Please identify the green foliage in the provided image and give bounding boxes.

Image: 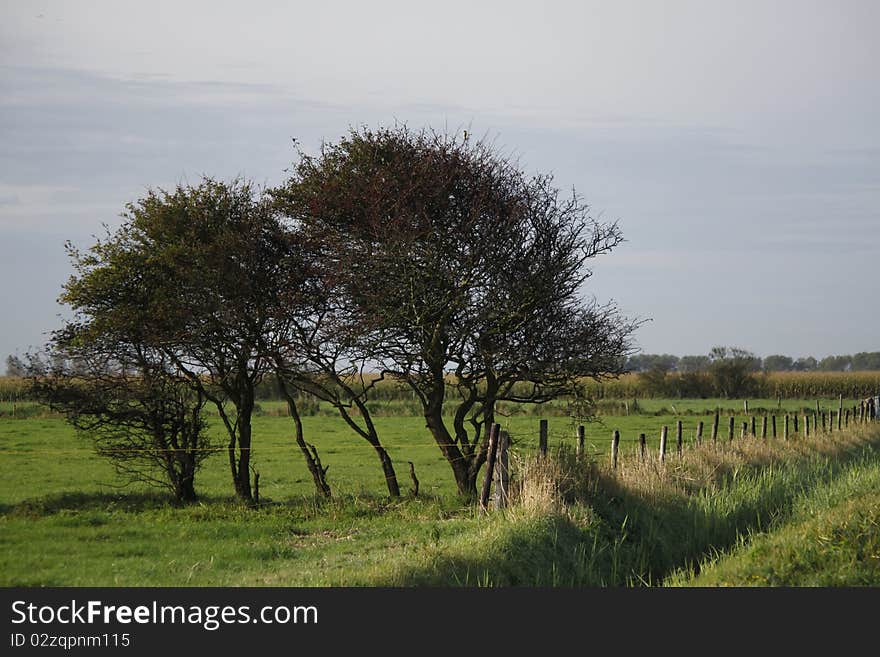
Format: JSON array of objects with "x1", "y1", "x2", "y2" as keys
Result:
[
  {"x1": 274, "y1": 125, "x2": 638, "y2": 497},
  {"x1": 708, "y1": 346, "x2": 761, "y2": 398}
]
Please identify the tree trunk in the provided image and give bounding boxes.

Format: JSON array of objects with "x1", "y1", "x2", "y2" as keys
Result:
[
  {"x1": 371, "y1": 442, "x2": 401, "y2": 497},
  {"x1": 170, "y1": 456, "x2": 198, "y2": 503},
  {"x1": 280, "y1": 385, "x2": 331, "y2": 498},
  {"x1": 176, "y1": 474, "x2": 198, "y2": 503},
  {"x1": 235, "y1": 404, "x2": 254, "y2": 502},
  {"x1": 425, "y1": 409, "x2": 476, "y2": 499}
]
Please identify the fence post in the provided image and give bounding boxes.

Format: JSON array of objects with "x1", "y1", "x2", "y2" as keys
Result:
[
  {"x1": 761, "y1": 416, "x2": 768, "y2": 439},
  {"x1": 539, "y1": 419, "x2": 548, "y2": 458},
  {"x1": 639, "y1": 433, "x2": 647, "y2": 461},
  {"x1": 784, "y1": 415, "x2": 789, "y2": 440},
  {"x1": 793, "y1": 414, "x2": 799, "y2": 434},
  {"x1": 696, "y1": 420, "x2": 704, "y2": 446},
  {"x1": 611, "y1": 430, "x2": 620, "y2": 470},
  {"x1": 712, "y1": 411, "x2": 719, "y2": 444},
  {"x1": 741, "y1": 421, "x2": 747, "y2": 440},
  {"x1": 804, "y1": 415, "x2": 810, "y2": 438},
  {"x1": 829, "y1": 411, "x2": 834, "y2": 434},
  {"x1": 493, "y1": 430, "x2": 510, "y2": 510},
  {"x1": 838, "y1": 395, "x2": 843, "y2": 430},
  {"x1": 845, "y1": 409, "x2": 850, "y2": 428},
  {"x1": 771, "y1": 415, "x2": 776, "y2": 438},
  {"x1": 728, "y1": 415, "x2": 735, "y2": 442},
  {"x1": 821, "y1": 412, "x2": 827, "y2": 433},
  {"x1": 676, "y1": 420, "x2": 683, "y2": 456},
  {"x1": 750, "y1": 416, "x2": 756, "y2": 437},
  {"x1": 744, "y1": 400, "x2": 749, "y2": 414},
  {"x1": 659, "y1": 426, "x2": 667, "y2": 464},
  {"x1": 576, "y1": 424, "x2": 585, "y2": 458},
  {"x1": 479, "y1": 423, "x2": 501, "y2": 511}
]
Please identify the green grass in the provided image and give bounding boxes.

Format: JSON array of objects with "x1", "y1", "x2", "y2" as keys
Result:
[
  {"x1": 668, "y1": 460, "x2": 880, "y2": 586},
  {"x1": 2, "y1": 400, "x2": 879, "y2": 586},
  {"x1": 1, "y1": 397, "x2": 864, "y2": 502}
]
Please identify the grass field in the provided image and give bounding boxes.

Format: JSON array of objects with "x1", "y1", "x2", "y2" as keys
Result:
[
  {"x1": 0, "y1": 396, "x2": 868, "y2": 501},
  {"x1": 1, "y1": 398, "x2": 878, "y2": 586}
]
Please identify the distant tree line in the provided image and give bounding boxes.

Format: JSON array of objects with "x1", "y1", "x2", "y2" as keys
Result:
[{"x1": 625, "y1": 351, "x2": 880, "y2": 373}]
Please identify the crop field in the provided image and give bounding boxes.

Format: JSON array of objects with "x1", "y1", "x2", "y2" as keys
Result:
[{"x1": 2, "y1": 393, "x2": 879, "y2": 587}]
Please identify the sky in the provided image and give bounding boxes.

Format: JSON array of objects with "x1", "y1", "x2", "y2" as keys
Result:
[{"x1": 1, "y1": 0, "x2": 878, "y2": 362}]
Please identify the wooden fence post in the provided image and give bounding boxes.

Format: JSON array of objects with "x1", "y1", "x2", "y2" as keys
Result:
[
  {"x1": 761, "y1": 415, "x2": 768, "y2": 439},
  {"x1": 783, "y1": 415, "x2": 789, "y2": 440},
  {"x1": 696, "y1": 420, "x2": 704, "y2": 446},
  {"x1": 539, "y1": 419, "x2": 548, "y2": 457},
  {"x1": 676, "y1": 420, "x2": 683, "y2": 456},
  {"x1": 771, "y1": 415, "x2": 776, "y2": 438},
  {"x1": 479, "y1": 423, "x2": 501, "y2": 511},
  {"x1": 741, "y1": 421, "x2": 747, "y2": 440},
  {"x1": 829, "y1": 411, "x2": 834, "y2": 434},
  {"x1": 744, "y1": 400, "x2": 749, "y2": 414},
  {"x1": 750, "y1": 416, "x2": 756, "y2": 437},
  {"x1": 712, "y1": 412, "x2": 719, "y2": 444},
  {"x1": 804, "y1": 415, "x2": 810, "y2": 438},
  {"x1": 838, "y1": 395, "x2": 843, "y2": 430},
  {"x1": 493, "y1": 430, "x2": 510, "y2": 510},
  {"x1": 659, "y1": 426, "x2": 667, "y2": 464},
  {"x1": 728, "y1": 415, "x2": 735, "y2": 442},
  {"x1": 845, "y1": 409, "x2": 850, "y2": 428},
  {"x1": 611, "y1": 430, "x2": 620, "y2": 470},
  {"x1": 639, "y1": 433, "x2": 647, "y2": 461},
  {"x1": 821, "y1": 412, "x2": 827, "y2": 433},
  {"x1": 576, "y1": 424, "x2": 585, "y2": 457}
]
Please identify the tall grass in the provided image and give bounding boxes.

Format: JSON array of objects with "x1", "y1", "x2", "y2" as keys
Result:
[{"x1": 374, "y1": 425, "x2": 880, "y2": 586}]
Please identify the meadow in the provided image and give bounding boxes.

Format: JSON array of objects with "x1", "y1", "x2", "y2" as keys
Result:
[{"x1": 1, "y1": 388, "x2": 879, "y2": 586}]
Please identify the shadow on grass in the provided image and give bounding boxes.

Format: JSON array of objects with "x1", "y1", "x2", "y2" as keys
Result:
[
  {"x1": 1, "y1": 488, "x2": 456, "y2": 521},
  {"x1": 1, "y1": 491, "x2": 227, "y2": 517}
]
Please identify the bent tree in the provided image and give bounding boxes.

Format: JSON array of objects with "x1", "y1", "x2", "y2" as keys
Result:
[
  {"x1": 274, "y1": 126, "x2": 638, "y2": 498},
  {"x1": 60, "y1": 179, "x2": 289, "y2": 502},
  {"x1": 30, "y1": 332, "x2": 213, "y2": 503}
]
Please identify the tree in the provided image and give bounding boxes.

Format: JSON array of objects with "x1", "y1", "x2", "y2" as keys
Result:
[
  {"x1": 852, "y1": 352, "x2": 880, "y2": 371},
  {"x1": 625, "y1": 354, "x2": 679, "y2": 372},
  {"x1": 762, "y1": 354, "x2": 793, "y2": 372},
  {"x1": 792, "y1": 356, "x2": 818, "y2": 371},
  {"x1": 5, "y1": 354, "x2": 25, "y2": 377},
  {"x1": 274, "y1": 125, "x2": 637, "y2": 498},
  {"x1": 60, "y1": 179, "x2": 290, "y2": 503},
  {"x1": 708, "y1": 346, "x2": 761, "y2": 398},
  {"x1": 678, "y1": 355, "x2": 710, "y2": 373},
  {"x1": 30, "y1": 335, "x2": 213, "y2": 503}
]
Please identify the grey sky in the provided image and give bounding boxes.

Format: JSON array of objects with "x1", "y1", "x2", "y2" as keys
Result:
[{"x1": 1, "y1": 0, "x2": 878, "y2": 362}]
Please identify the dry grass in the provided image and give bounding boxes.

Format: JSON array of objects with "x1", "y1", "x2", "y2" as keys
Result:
[{"x1": 510, "y1": 425, "x2": 878, "y2": 513}]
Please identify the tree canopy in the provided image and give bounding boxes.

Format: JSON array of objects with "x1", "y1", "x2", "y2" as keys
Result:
[{"x1": 274, "y1": 126, "x2": 638, "y2": 497}]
